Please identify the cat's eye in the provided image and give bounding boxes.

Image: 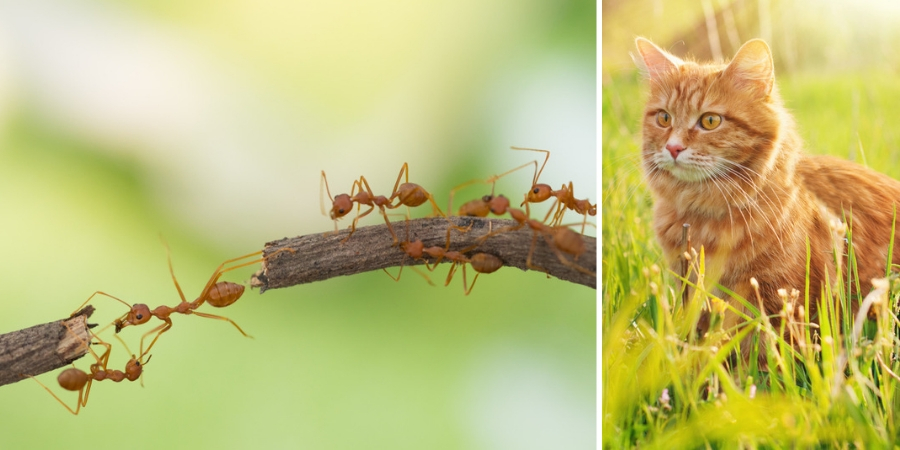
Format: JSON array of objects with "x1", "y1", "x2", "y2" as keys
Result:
[
  {"x1": 656, "y1": 111, "x2": 671, "y2": 127},
  {"x1": 699, "y1": 112, "x2": 722, "y2": 130}
]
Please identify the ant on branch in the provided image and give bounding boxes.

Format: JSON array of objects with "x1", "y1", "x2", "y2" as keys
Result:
[
  {"x1": 321, "y1": 172, "x2": 395, "y2": 242},
  {"x1": 464, "y1": 195, "x2": 593, "y2": 277},
  {"x1": 393, "y1": 224, "x2": 503, "y2": 295},
  {"x1": 447, "y1": 160, "x2": 537, "y2": 217},
  {"x1": 321, "y1": 163, "x2": 449, "y2": 244},
  {"x1": 75, "y1": 246, "x2": 291, "y2": 357},
  {"x1": 512, "y1": 146, "x2": 597, "y2": 233},
  {"x1": 28, "y1": 326, "x2": 148, "y2": 415}
]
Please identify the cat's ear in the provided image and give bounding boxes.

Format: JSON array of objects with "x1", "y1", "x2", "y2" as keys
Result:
[
  {"x1": 723, "y1": 39, "x2": 774, "y2": 99},
  {"x1": 634, "y1": 37, "x2": 683, "y2": 81}
]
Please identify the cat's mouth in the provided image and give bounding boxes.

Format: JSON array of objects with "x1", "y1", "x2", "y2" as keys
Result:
[
  {"x1": 666, "y1": 165, "x2": 710, "y2": 182},
  {"x1": 654, "y1": 151, "x2": 711, "y2": 182}
]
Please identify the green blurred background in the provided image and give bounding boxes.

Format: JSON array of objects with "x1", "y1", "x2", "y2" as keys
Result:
[{"x1": 0, "y1": 1, "x2": 595, "y2": 449}]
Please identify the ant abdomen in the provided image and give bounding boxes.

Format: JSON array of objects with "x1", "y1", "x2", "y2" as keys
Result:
[
  {"x1": 470, "y1": 253, "x2": 503, "y2": 274},
  {"x1": 392, "y1": 183, "x2": 429, "y2": 208},
  {"x1": 57, "y1": 369, "x2": 89, "y2": 392},
  {"x1": 205, "y1": 282, "x2": 245, "y2": 308}
]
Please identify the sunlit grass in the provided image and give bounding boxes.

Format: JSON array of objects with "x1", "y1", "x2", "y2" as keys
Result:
[{"x1": 602, "y1": 71, "x2": 900, "y2": 448}]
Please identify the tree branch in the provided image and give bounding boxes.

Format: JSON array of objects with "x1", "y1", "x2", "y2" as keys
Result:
[
  {"x1": 0, "y1": 218, "x2": 594, "y2": 389},
  {"x1": 0, "y1": 306, "x2": 95, "y2": 387},
  {"x1": 252, "y1": 216, "x2": 596, "y2": 291}
]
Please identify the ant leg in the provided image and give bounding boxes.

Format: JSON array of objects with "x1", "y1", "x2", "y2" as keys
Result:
[
  {"x1": 463, "y1": 268, "x2": 483, "y2": 296},
  {"x1": 383, "y1": 265, "x2": 404, "y2": 282},
  {"x1": 161, "y1": 239, "x2": 189, "y2": 304},
  {"x1": 359, "y1": 176, "x2": 400, "y2": 242},
  {"x1": 194, "y1": 250, "x2": 273, "y2": 306},
  {"x1": 541, "y1": 197, "x2": 562, "y2": 225},
  {"x1": 320, "y1": 171, "x2": 333, "y2": 218},
  {"x1": 344, "y1": 204, "x2": 376, "y2": 243},
  {"x1": 443, "y1": 261, "x2": 462, "y2": 287},
  {"x1": 485, "y1": 160, "x2": 538, "y2": 195},
  {"x1": 383, "y1": 263, "x2": 435, "y2": 286},
  {"x1": 410, "y1": 266, "x2": 436, "y2": 286},
  {"x1": 140, "y1": 321, "x2": 172, "y2": 359},
  {"x1": 28, "y1": 375, "x2": 83, "y2": 415},
  {"x1": 525, "y1": 231, "x2": 550, "y2": 275},
  {"x1": 192, "y1": 311, "x2": 252, "y2": 338},
  {"x1": 391, "y1": 162, "x2": 410, "y2": 195},
  {"x1": 510, "y1": 146, "x2": 551, "y2": 187},
  {"x1": 379, "y1": 207, "x2": 400, "y2": 244},
  {"x1": 425, "y1": 193, "x2": 447, "y2": 218},
  {"x1": 70, "y1": 291, "x2": 132, "y2": 317},
  {"x1": 447, "y1": 178, "x2": 484, "y2": 215}
]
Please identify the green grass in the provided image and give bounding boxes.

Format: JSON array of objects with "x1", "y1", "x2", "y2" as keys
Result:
[{"x1": 602, "y1": 70, "x2": 900, "y2": 448}]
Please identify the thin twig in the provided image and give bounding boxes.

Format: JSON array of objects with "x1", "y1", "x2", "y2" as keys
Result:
[
  {"x1": 0, "y1": 306, "x2": 95, "y2": 387},
  {"x1": 253, "y1": 216, "x2": 596, "y2": 291},
  {"x1": 0, "y1": 218, "x2": 594, "y2": 389}
]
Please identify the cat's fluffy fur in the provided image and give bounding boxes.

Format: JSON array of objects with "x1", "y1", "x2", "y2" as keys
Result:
[{"x1": 635, "y1": 37, "x2": 900, "y2": 342}]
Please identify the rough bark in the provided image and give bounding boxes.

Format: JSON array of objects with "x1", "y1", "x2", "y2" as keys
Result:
[
  {"x1": 253, "y1": 216, "x2": 596, "y2": 291},
  {"x1": 0, "y1": 306, "x2": 94, "y2": 387}
]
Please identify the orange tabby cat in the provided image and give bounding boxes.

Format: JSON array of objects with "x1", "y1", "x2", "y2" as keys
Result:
[{"x1": 635, "y1": 37, "x2": 900, "y2": 349}]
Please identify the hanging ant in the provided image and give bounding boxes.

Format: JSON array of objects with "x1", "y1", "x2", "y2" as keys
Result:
[
  {"x1": 512, "y1": 146, "x2": 597, "y2": 233},
  {"x1": 393, "y1": 223, "x2": 502, "y2": 294},
  {"x1": 465, "y1": 196, "x2": 593, "y2": 277},
  {"x1": 28, "y1": 327, "x2": 148, "y2": 415},
  {"x1": 442, "y1": 251, "x2": 503, "y2": 295}
]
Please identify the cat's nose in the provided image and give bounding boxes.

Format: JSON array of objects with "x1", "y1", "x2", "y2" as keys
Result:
[{"x1": 666, "y1": 143, "x2": 686, "y2": 159}]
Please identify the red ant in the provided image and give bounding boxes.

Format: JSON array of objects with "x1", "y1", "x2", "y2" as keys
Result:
[
  {"x1": 442, "y1": 251, "x2": 503, "y2": 295},
  {"x1": 76, "y1": 247, "x2": 287, "y2": 358},
  {"x1": 447, "y1": 160, "x2": 537, "y2": 217},
  {"x1": 512, "y1": 146, "x2": 596, "y2": 233},
  {"x1": 321, "y1": 163, "x2": 448, "y2": 244},
  {"x1": 321, "y1": 171, "x2": 396, "y2": 242},
  {"x1": 467, "y1": 195, "x2": 593, "y2": 276},
  {"x1": 28, "y1": 327, "x2": 148, "y2": 415},
  {"x1": 394, "y1": 224, "x2": 503, "y2": 295}
]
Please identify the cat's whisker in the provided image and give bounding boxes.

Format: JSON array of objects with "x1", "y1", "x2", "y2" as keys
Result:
[{"x1": 712, "y1": 159, "x2": 791, "y2": 250}]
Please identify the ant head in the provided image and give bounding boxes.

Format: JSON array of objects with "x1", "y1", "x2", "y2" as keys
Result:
[
  {"x1": 480, "y1": 195, "x2": 494, "y2": 202},
  {"x1": 57, "y1": 368, "x2": 89, "y2": 391},
  {"x1": 117, "y1": 304, "x2": 152, "y2": 331},
  {"x1": 402, "y1": 240, "x2": 424, "y2": 258},
  {"x1": 489, "y1": 195, "x2": 510, "y2": 216},
  {"x1": 524, "y1": 184, "x2": 552, "y2": 204},
  {"x1": 124, "y1": 355, "x2": 146, "y2": 381},
  {"x1": 330, "y1": 194, "x2": 353, "y2": 220}
]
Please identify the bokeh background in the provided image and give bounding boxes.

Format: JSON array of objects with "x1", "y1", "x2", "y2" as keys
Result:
[{"x1": 0, "y1": 1, "x2": 596, "y2": 449}]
